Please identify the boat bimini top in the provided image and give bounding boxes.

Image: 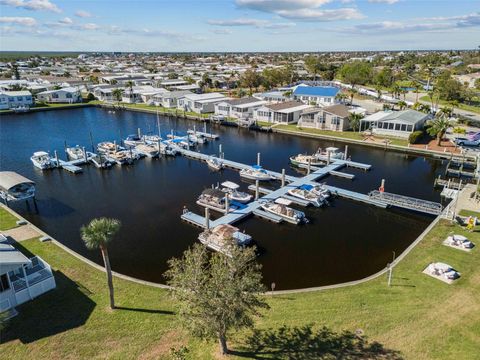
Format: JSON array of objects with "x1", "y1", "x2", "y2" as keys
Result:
[{"x1": 221, "y1": 181, "x2": 240, "y2": 190}]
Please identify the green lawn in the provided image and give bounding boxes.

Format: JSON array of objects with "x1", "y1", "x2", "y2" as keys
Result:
[
  {"x1": 0, "y1": 207, "x2": 18, "y2": 231},
  {"x1": 419, "y1": 96, "x2": 480, "y2": 114},
  {"x1": 275, "y1": 124, "x2": 409, "y2": 147},
  {"x1": 1, "y1": 212, "x2": 479, "y2": 359}
]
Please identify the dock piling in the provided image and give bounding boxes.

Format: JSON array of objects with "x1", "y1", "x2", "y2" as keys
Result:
[
  {"x1": 219, "y1": 144, "x2": 222, "y2": 158},
  {"x1": 54, "y1": 150, "x2": 59, "y2": 168},
  {"x1": 204, "y1": 122, "x2": 207, "y2": 135},
  {"x1": 327, "y1": 150, "x2": 331, "y2": 165},
  {"x1": 281, "y1": 169, "x2": 286, "y2": 187},
  {"x1": 344, "y1": 145, "x2": 348, "y2": 160},
  {"x1": 255, "y1": 180, "x2": 259, "y2": 200},
  {"x1": 137, "y1": 127, "x2": 141, "y2": 139},
  {"x1": 257, "y1": 152, "x2": 261, "y2": 166},
  {"x1": 89, "y1": 131, "x2": 95, "y2": 152},
  {"x1": 83, "y1": 147, "x2": 87, "y2": 162},
  {"x1": 205, "y1": 207, "x2": 210, "y2": 230},
  {"x1": 307, "y1": 158, "x2": 311, "y2": 175}
]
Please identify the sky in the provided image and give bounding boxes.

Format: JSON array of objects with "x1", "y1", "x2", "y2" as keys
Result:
[{"x1": 0, "y1": 0, "x2": 479, "y2": 52}]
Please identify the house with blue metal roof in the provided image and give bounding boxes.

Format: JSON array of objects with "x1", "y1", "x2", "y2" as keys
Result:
[{"x1": 293, "y1": 86, "x2": 340, "y2": 107}]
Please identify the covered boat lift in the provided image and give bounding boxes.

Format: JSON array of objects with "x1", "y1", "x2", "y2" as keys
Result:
[{"x1": 0, "y1": 171, "x2": 37, "y2": 210}]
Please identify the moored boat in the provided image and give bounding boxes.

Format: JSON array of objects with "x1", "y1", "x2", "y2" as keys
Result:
[
  {"x1": 287, "y1": 184, "x2": 326, "y2": 207},
  {"x1": 206, "y1": 156, "x2": 223, "y2": 171},
  {"x1": 66, "y1": 145, "x2": 85, "y2": 160},
  {"x1": 135, "y1": 143, "x2": 159, "y2": 158},
  {"x1": 124, "y1": 134, "x2": 143, "y2": 147},
  {"x1": 239, "y1": 165, "x2": 273, "y2": 181},
  {"x1": 260, "y1": 198, "x2": 307, "y2": 224},
  {"x1": 30, "y1": 151, "x2": 54, "y2": 170},
  {"x1": 220, "y1": 181, "x2": 252, "y2": 203},
  {"x1": 198, "y1": 224, "x2": 252, "y2": 256},
  {"x1": 290, "y1": 147, "x2": 345, "y2": 167},
  {"x1": 196, "y1": 188, "x2": 237, "y2": 213}
]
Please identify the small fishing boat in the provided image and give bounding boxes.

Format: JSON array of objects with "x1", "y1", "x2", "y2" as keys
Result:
[
  {"x1": 290, "y1": 147, "x2": 345, "y2": 167},
  {"x1": 287, "y1": 184, "x2": 326, "y2": 207},
  {"x1": 124, "y1": 134, "x2": 143, "y2": 147},
  {"x1": 260, "y1": 198, "x2": 307, "y2": 224},
  {"x1": 188, "y1": 134, "x2": 206, "y2": 144},
  {"x1": 97, "y1": 141, "x2": 121, "y2": 154},
  {"x1": 196, "y1": 188, "x2": 237, "y2": 213},
  {"x1": 310, "y1": 183, "x2": 331, "y2": 199},
  {"x1": 143, "y1": 134, "x2": 162, "y2": 144},
  {"x1": 135, "y1": 143, "x2": 159, "y2": 158},
  {"x1": 30, "y1": 151, "x2": 54, "y2": 170},
  {"x1": 198, "y1": 224, "x2": 252, "y2": 256},
  {"x1": 206, "y1": 156, "x2": 223, "y2": 171},
  {"x1": 66, "y1": 145, "x2": 85, "y2": 160},
  {"x1": 107, "y1": 150, "x2": 135, "y2": 166},
  {"x1": 89, "y1": 153, "x2": 113, "y2": 168},
  {"x1": 239, "y1": 165, "x2": 273, "y2": 181},
  {"x1": 220, "y1": 181, "x2": 252, "y2": 203}
]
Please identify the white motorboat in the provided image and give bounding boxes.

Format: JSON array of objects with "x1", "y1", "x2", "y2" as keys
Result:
[
  {"x1": 310, "y1": 184, "x2": 331, "y2": 199},
  {"x1": 220, "y1": 181, "x2": 252, "y2": 203},
  {"x1": 290, "y1": 147, "x2": 345, "y2": 167},
  {"x1": 66, "y1": 145, "x2": 86, "y2": 160},
  {"x1": 189, "y1": 134, "x2": 206, "y2": 144},
  {"x1": 261, "y1": 198, "x2": 307, "y2": 224},
  {"x1": 135, "y1": 143, "x2": 159, "y2": 158},
  {"x1": 196, "y1": 188, "x2": 237, "y2": 213},
  {"x1": 239, "y1": 165, "x2": 273, "y2": 181},
  {"x1": 143, "y1": 134, "x2": 162, "y2": 144},
  {"x1": 206, "y1": 156, "x2": 223, "y2": 171},
  {"x1": 30, "y1": 151, "x2": 54, "y2": 170},
  {"x1": 97, "y1": 141, "x2": 121, "y2": 154},
  {"x1": 198, "y1": 224, "x2": 252, "y2": 256},
  {"x1": 89, "y1": 153, "x2": 113, "y2": 168},
  {"x1": 287, "y1": 184, "x2": 326, "y2": 207},
  {"x1": 124, "y1": 134, "x2": 143, "y2": 147}
]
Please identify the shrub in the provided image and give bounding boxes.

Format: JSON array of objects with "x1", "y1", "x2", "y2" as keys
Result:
[
  {"x1": 409, "y1": 130, "x2": 423, "y2": 144},
  {"x1": 86, "y1": 92, "x2": 96, "y2": 101}
]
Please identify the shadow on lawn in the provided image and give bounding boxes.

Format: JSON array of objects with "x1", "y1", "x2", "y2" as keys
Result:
[
  {"x1": 115, "y1": 306, "x2": 174, "y2": 315},
  {"x1": 1, "y1": 270, "x2": 96, "y2": 344},
  {"x1": 231, "y1": 324, "x2": 402, "y2": 360}
]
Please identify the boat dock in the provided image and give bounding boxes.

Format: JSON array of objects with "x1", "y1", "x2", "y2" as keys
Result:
[{"x1": 368, "y1": 190, "x2": 443, "y2": 215}]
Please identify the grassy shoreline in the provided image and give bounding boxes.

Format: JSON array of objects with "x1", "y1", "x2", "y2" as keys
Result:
[{"x1": 1, "y1": 205, "x2": 479, "y2": 359}]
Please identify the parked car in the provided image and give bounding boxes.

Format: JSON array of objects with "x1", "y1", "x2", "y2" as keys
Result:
[{"x1": 454, "y1": 137, "x2": 480, "y2": 147}]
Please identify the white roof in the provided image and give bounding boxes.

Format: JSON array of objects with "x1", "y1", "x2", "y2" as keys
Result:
[
  {"x1": 184, "y1": 92, "x2": 226, "y2": 101},
  {"x1": 275, "y1": 198, "x2": 292, "y2": 205},
  {"x1": 1, "y1": 90, "x2": 31, "y2": 96},
  {"x1": 276, "y1": 104, "x2": 312, "y2": 114},
  {"x1": 0, "y1": 243, "x2": 31, "y2": 275},
  {"x1": 0, "y1": 171, "x2": 35, "y2": 191},
  {"x1": 221, "y1": 181, "x2": 239, "y2": 190}
]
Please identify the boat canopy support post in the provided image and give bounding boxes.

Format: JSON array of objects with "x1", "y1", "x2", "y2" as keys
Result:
[
  {"x1": 89, "y1": 131, "x2": 95, "y2": 152},
  {"x1": 225, "y1": 194, "x2": 229, "y2": 213},
  {"x1": 205, "y1": 207, "x2": 210, "y2": 230},
  {"x1": 137, "y1": 127, "x2": 141, "y2": 139},
  {"x1": 307, "y1": 158, "x2": 311, "y2": 175},
  {"x1": 54, "y1": 150, "x2": 59, "y2": 168},
  {"x1": 64, "y1": 140, "x2": 68, "y2": 159},
  {"x1": 219, "y1": 144, "x2": 223, "y2": 159},
  {"x1": 327, "y1": 150, "x2": 331, "y2": 165},
  {"x1": 204, "y1": 122, "x2": 207, "y2": 135},
  {"x1": 83, "y1": 147, "x2": 87, "y2": 163}
]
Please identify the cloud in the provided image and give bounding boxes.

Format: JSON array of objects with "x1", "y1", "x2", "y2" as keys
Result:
[
  {"x1": 235, "y1": 0, "x2": 363, "y2": 21},
  {"x1": 337, "y1": 13, "x2": 480, "y2": 34},
  {"x1": 59, "y1": 17, "x2": 73, "y2": 25},
  {"x1": 79, "y1": 22, "x2": 99, "y2": 30},
  {"x1": 211, "y1": 28, "x2": 233, "y2": 35},
  {"x1": 0, "y1": 0, "x2": 61, "y2": 13},
  {"x1": 0, "y1": 16, "x2": 37, "y2": 26},
  {"x1": 75, "y1": 10, "x2": 91, "y2": 18},
  {"x1": 368, "y1": 0, "x2": 399, "y2": 4},
  {"x1": 208, "y1": 18, "x2": 268, "y2": 27}
]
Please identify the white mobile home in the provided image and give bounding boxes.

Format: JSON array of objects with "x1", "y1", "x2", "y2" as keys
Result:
[
  {"x1": 36, "y1": 87, "x2": 82, "y2": 104},
  {"x1": 214, "y1": 97, "x2": 267, "y2": 119},
  {"x1": 254, "y1": 101, "x2": 312, "y2": 124},
  {"x1": 178, "y1": 92, "x2": 227, "y2": 114},
  {"x1": 361, "y1": 110, "x2": 431, "y2": 138},
  {"x1": 0, "y1": 91, "x2": 34, "y2": 110},
  {"x1": 0, "y1": 240, "x2": 56, "y2": 312},
  {"x1": 153, "y1": 90, "x2": 192, "y2": 108}
]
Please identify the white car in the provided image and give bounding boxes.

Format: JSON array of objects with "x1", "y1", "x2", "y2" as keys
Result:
[{"x1": 455, "y1": 138, "x2": 480, "y2": 147}]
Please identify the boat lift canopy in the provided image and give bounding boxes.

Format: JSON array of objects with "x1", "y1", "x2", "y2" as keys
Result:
[{"x1": 221, "y1": 181, "x2": 240, "y2": 190}]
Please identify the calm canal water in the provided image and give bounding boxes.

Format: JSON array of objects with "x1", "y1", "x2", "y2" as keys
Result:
[{"x1": 0, "y1": 107, "x2": 447, "y2": 290}]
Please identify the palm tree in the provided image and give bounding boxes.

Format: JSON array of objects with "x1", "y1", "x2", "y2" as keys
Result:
[
  {"x1": 81, "y1": 218, "x2": 121, "y2": 309},
  {"x1": 427, "y1": 112, "x2": 454, "y2": 146},
  {"x1": 349, "y1": 112, "x2": 364, "y2": 132},
  {"x1": 374, "y1": 84, "x2": 383, "y2": 101},
  {"x1": 335, "y1": 92, "x2": 348, "y2": 104},
  {"x1": 397, "y1": 100, "x2": 408, "y2": 110},
  {"x1": 419, "y1": 103, "x2": 431, "y2": 114},
  {"x1": 348, "y1": 88, "x2": 357, "y2": 105},
  {"x1": 112, "y1": 88, "x2": 123, "y2": 103},
  {"x1": 413, "y1": 81, "x2": 422, "y2": 102}
]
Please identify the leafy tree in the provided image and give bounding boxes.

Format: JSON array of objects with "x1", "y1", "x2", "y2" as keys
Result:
[
  {"x1": 335, "y1": 92, "x2": 348, "y2": 104},
  {"x1": 435, "y1": 71, "x2": 465, "y2": 101},
  {"x1": 168, "y1": 73, "x2": 179, "y2": 79},
  {"x1": 475, "y1": 78, "x2": 480, "y2": 90},
  {"x1": 338, "y1": 61, "x2": 372, "y2": 89},
  {"x1": 373, "y1": 67, "x2": 394, "y2": 88},
  {"x1": 81, "y1": 218, "x2": 121, "y2": 309},
  {"x1": 86, "y1": 92, "x2": 95, "y2": 102},
  {"x1": 304, "y1": 55, "x2": 323, "y2": 80},
  {"x1": 397, "y1": 100, "x2": 408, "y2": 110},
  {"x1": 240, "y1": 69, "x2": 262, "y2": 95},
  {"x1": 165, "y1": 242, "x2": 268, "y2": 355},
  {"x1": 12, "y1": 64, "x2": 20, "y2": 80},
  {"x1": 427, "y1": 111, "x2": 454, "y2": 145}
]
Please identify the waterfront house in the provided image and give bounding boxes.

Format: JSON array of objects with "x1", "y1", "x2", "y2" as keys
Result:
[
  {"x1": 153, "y1": 90, "x2": 192, "y2": 108},
  {"x1": 253, "y1": 100, "x2": 312, "y2": 124},
  {"x1": 0, "y1": 239, "x2": 56, "y2": 312},
  {"x1": 214, "y1": 97, "x2": 267, "y2": 119},
  {"x1": 298, "y1": 104, "x2": 351, "y2": 131},
  {"x1": 177, "y1": 92, "x2": 227, "y2": 114},
  {"x1": 0, "y1": 90, "x2": 34, "y2": 110},
  {"x1": 36, "y1": 87, "x2": 82, "y2": 104},
  {"x1": 254, "y1": 91, "x2": 289, "y2": 103},
  {"x1": 293, "y1": 86, "x2": 340, "y2": 106},
  {"x1": 360, "y1": 110, "x2": 431, "y2": 138}
]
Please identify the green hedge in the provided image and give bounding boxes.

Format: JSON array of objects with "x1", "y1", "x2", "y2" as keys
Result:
[{"x1": 408, "y1": 130, "x2": 424, "y2": 144}]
